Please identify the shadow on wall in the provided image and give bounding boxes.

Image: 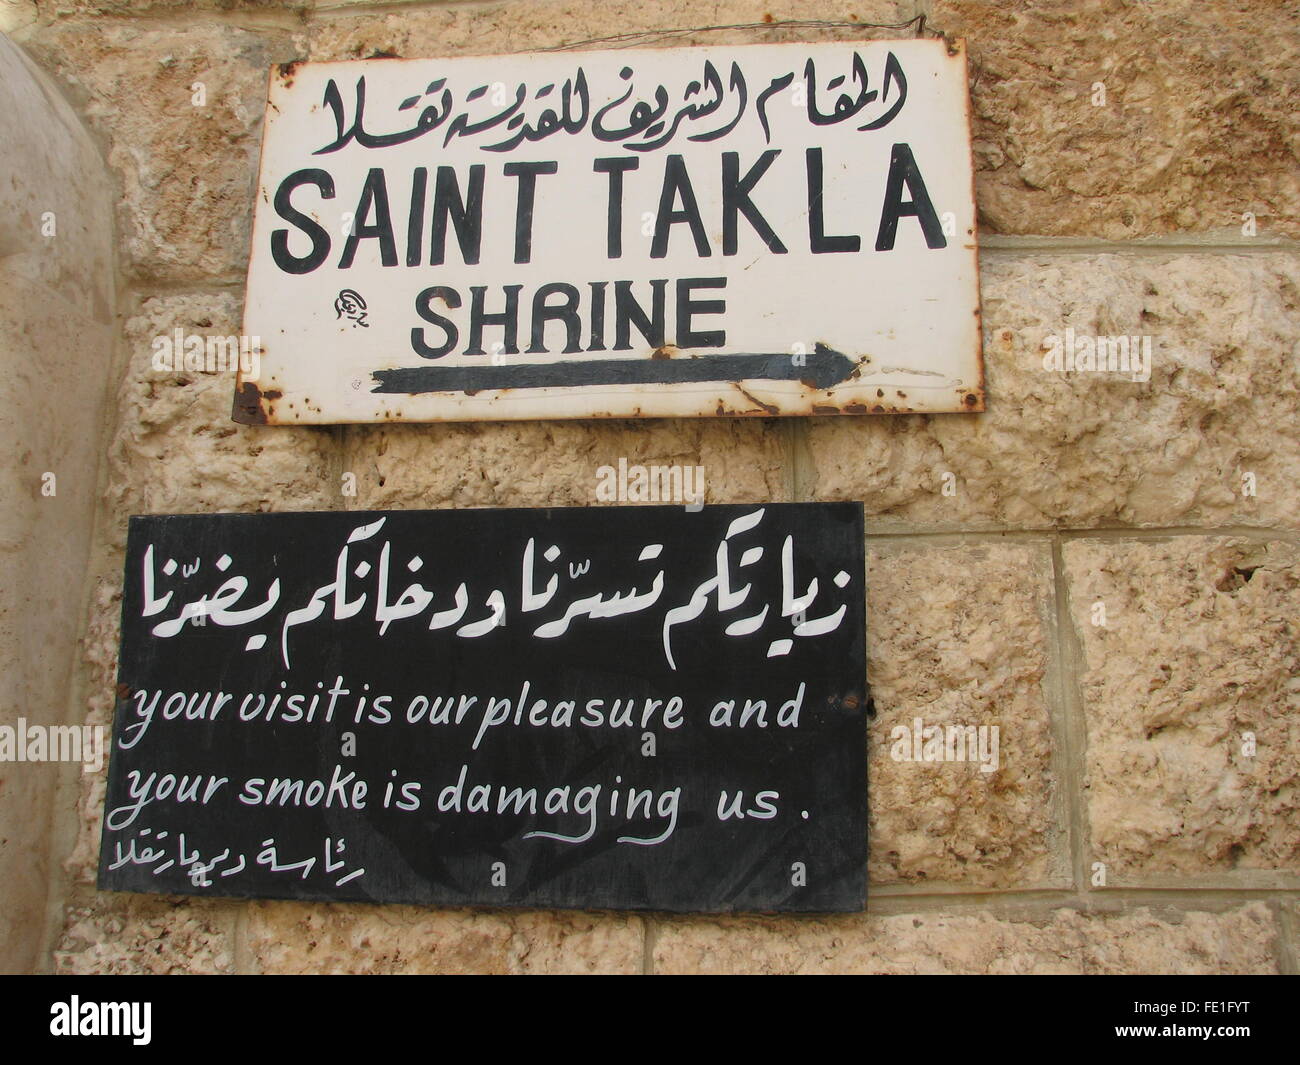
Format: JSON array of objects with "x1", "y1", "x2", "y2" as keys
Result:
[{"x1": 0, "y1": 31, "x2": 117, "y2": 974}]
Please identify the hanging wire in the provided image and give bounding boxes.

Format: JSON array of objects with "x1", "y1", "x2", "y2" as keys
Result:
[{"x1": 539, "y1": 15, "x2": 938, "y2": 52}]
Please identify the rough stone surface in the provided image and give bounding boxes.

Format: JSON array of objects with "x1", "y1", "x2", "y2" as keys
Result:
[
  {"x1": 507, "y1": 910, "x2": 644, "y2": 974},
  {"x1": 304, "y1": 1, "x2": 910, "y2": 62},
  {"x1": 244, "y1": 902, "x2": 642, "y2": 974},
  {"x1": 17, "y1": 0, "x2": 1300, "y2": 976},
  {"x1": 244, "y1": 902, "x2": 516, "y2": 974},
  {"x1": 933, "y1": 0, "x2": 1300, "y2": 239},
  {"x1": 1065, "y1": 536, "x2": 1300, "y2": 881},
  {"x1": 61, "y1": 580, "x2": 121, "y2": 889},
  {"x1": 107, "y1": 292, "x2": 339, "y2": 551},
  {"x1": 342, "y1": 420, "x2": 787, "y2": 510},
  {"x1": 807, "y1": 252, "x2": 1300, "y2": 532},
  {"x1": 19, "y1": 22, "x2": 297, "y2": 283},
  {"x1": 653, "y1": 902, "x2": 1280, "y2": 974},
  {"x1": 54, "y1": 893, "x2": 238, "y2": 974},
  {"x1": 35, "y1": 1, "x2": 304, "y2": 13},
  {"x1": 865, "y1": 542, "x2": 1060, "y2": 887}
]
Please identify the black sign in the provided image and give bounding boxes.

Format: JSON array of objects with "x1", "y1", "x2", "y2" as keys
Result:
[{"x1": 100, "y1": 503, "x2": 866, "y2": 912}]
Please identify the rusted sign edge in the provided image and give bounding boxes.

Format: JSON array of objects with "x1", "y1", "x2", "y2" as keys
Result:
[{"x1": 234, "y1": 38, "x2": 984, "y2": 426}]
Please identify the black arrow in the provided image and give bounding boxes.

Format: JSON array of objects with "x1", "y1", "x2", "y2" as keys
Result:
[{"x1": 371, "y1": 344, "x2": 859, "y2": 394}]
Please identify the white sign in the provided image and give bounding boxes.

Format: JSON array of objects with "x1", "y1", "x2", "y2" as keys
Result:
[{"x1": 236, "y1": 38, "x2": 983, "y2": 424}]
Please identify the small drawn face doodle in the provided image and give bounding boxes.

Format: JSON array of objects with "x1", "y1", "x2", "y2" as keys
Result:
[{"x1": 334, "y1": 289, "x2": 369, "y2": 327}]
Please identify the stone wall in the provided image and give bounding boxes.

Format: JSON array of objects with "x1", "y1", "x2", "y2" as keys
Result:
[{"x1": 8, "y1": 0, "x2": 1297, "y2": 973}]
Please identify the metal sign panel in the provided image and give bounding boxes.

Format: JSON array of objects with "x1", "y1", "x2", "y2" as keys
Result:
[
  {"x1": 236, "y1": 39, "x2": 982, "y2": 424},
  {"x1": 100, "y1": 504, "x2": 867, "y2": 912}
]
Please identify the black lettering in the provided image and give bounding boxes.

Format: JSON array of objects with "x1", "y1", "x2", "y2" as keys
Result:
[
  {"x1": 588, "y1": 281, "x2": 608, "y2": 351},
  {"x1": 651, "y1": 155, "x2": 711, "y2": 259},
  {"x1": 406, "y1": 167, "x2": 427, "y2": 268},
  {"x1": 271, "y1": 168, "x2": 334, "y2": 275},
  {"x1": 593, "y1": 157, "x2": 639, "y2": 259},
  {"x1": 875, "y1": 143, "x2": 947, "y2": 251},
  {"x1": 527, "y1": 283, "x2": 583, "y2": 354},
  {"x1": 614, "y1": 279, "x2": 667, "y2": 350},
  {"x1": 466, "y1": 284, "x2": 522, "y2": 356},
  {"x1": 722, "y1": 151, "x2": 786, "y2": 256},
  {"x1": 806, "y1": 148, "x2": 860, "y2": 254},
  {"x1": 676, "y1": 278, "x2": 727, "y2": 348},
  {"x1": 339, "y1": 168, "x2": 398, "y2": 269},
  {"x1": 411, "y1": 286, "x2": 461, "y2": 359},
  {"x1": 430, "y1": 164, "x2": 485, "y2": 266},
  {"x1": 503, "y1": 161, "x2": 558, "y2": 264}
]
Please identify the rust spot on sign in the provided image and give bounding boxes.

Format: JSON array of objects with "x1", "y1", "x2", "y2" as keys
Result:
[
  {"x1": 277, "y1": 60, "x2": 303, "y2": 87},
  {"x1": 736, "y1": 386, "x2": 778, "y2": 416},
  {"x1": 232, "y1": 381, "x2": 269, "y2": 425}
]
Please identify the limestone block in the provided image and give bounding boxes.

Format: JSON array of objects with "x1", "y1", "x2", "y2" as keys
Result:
[
  {"x1": 654, "y1": 901, "x2": 1280, "y2": 973},
  {"x1": 502, "y1": 910, "x2": 644, "y2": 974},
  {"x1": 1064, "y1": 536, "x2": 1300, "y2": 881},
  {"x1": 932, "y1": 0, "x2": 1300, "y2": 238},
  {"x1": 54, "y1": 894, "x2": 237, "y2": 974},
  {"x1": 866, "y1": 542, "x2": 1060, "y2": 887},
  {"x1": 807, "y1": 253, "x2": 1300, "y2": 532},
  {"x1": 341, "y1": 419, "x2": 787, "y2": 510},
  {"x1": 243, "y1": 901, "x2": 643, "y2": 973},
  {"x1": 244, "y1": 901, "x2": 517, "y2": 974}
]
